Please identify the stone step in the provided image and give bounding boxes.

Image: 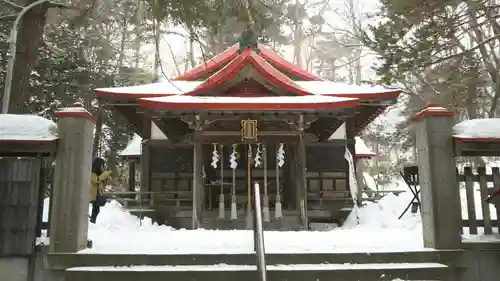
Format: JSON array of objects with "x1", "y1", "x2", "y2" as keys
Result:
[
  {"x1": 65, "y1": 262, "x2": 454, "y2": 281},
  {"x1": 46, "y1": 250, "x2": 465, "y2": 270}
]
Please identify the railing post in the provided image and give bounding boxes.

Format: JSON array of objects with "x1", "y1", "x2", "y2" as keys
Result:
[
  {"x1": 253, "y1": 181, "x2": 267, "y2": 281},
  {"x1": 413, "y1": 106, "x2": 462, "y2": 249}
]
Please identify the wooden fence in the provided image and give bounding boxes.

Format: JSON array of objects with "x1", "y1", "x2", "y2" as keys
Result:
[{"x1": 458, "y1": 166, "x2": 500, "y2": 235}]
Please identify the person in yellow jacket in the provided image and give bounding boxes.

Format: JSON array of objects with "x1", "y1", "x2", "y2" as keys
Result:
[{"x1": 90, "y1": 157, "x2": 112, "y2": 223}]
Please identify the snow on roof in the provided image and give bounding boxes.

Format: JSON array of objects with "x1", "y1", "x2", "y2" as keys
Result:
[
  {"x1": 453, "y1": 118, "x2": 500, "y2": 140},
  {"x1": 140, "y1": 95, "x2": 359, "y2": 110},
  {"x1": 95, "y1": 81, "x2": 204, "y2": 97},
  {"x1": 0, "y1": 114, "x2": 58, "y2": 142},
  {"x1": 355, "y1": 137, "x2": 376, "y2": 158},
  {"x1": 95, "y1": 80, "x2": 400, "y2": 100},
  {"x1": 295, "y1": 81, "x2": 400, "y2": 97},
  {"x1": 120, "y1": 134, "x2": 142, "y2": 156}
]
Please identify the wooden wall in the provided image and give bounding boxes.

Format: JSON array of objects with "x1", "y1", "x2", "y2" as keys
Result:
[
  {"x1": 0, "y1": 157, "x2": 42, "y2": 256},
  {"x1": 147, "y1": 141, "x2": 349, "y2": 212}
]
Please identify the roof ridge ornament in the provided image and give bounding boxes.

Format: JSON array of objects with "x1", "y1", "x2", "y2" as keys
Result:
[{"x1": 238, "y1": 27, "x2": 260, "y2": 53}]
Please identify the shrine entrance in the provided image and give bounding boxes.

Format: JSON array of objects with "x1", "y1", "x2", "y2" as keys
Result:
[
  {"x1": 95, "y1": 41, "x2": 401, "y2": 230},
  {"x1": 203, "y1": 142, "x2": 290, "y2": 220}
]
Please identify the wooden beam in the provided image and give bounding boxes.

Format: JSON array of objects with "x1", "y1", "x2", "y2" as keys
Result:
[
  {"x1": 153, "y1": 118, "x2": 192, "y2": 142},
  {"x1": 149, "y1": 140, "x2": 192, "y2": 147},
  {"x1": 192, "y1": 124, "x2": 204, "y2": 229},
  {"x1": 454, "y1": 140, "x2": 500, "y2": 157},
  {"x1": 296, "y1": 115, "x2": 308, "y2": 228},
  {"x1": 181, "y1": 114, "x2": 318, "y2": 126},
  {"x1": 353, "y1": 105, "x2": 387, "y2": 134},
  {"x1": 113, "y1": 106, "x2": 145, "y2": 138},
  {"x1": 128, "y1": 161, "x2": 136, "y2": 192},
  {"x1": 306, "y1": 118, "x2": 344, "y2": 142},
  {"x1": 192, "y1": 134, "x2": 305, "y2": 144},
  {"x1": 200, "y1": 130, "x2": 301, "y2": 136},
  {"x1": 0, "y1": 141, "x2": 57, "y2": 156},
  {"x1": 141, "y1": 112, "x2": 152, "y2": 197}
]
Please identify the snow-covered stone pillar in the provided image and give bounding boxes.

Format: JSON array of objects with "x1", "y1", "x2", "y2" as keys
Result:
[
  {"x1": 413, "y1": 105, "x2": 461, "y2": 249},
  {"x1": 49, "y1": 103, "x2": 95, "y2": 253}
]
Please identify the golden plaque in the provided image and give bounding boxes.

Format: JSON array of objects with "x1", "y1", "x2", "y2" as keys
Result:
[{"x1": 241, "y1": 120, "x2": 258, "y2": 142}]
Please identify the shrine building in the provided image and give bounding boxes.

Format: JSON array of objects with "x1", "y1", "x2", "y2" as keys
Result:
[{"x1": 96, "y1": 42, "x2": 400, "y2": 230}]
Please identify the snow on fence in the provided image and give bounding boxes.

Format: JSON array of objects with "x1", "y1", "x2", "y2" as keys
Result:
[{"x1": 458, "y1": 167, "x2": 500, "y2": 235}]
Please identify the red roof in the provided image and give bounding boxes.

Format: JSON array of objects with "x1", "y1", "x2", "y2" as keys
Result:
[
  {"x1": 185, "y1": 48, "x2": 312, "y2": 96},
  {"x1": 93, "y1": 43, "x2": 402, "y2": 110},
  {"x1": 172, "y1": 43, "x2": 323, "y2": 82}
]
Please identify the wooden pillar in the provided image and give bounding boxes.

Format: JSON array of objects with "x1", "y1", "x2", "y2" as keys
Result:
[
  {"x1": 36, "y1": 156, "x2": 46, "y2": 238},
  {"x1": 192, "y1": 126, "x2": 204, "y2": 229},
  {"x1": 345, "y1": 119, "x2": 358, "y2": 204},
  {"x1": 141, "y1": 112, "x2": 152, "y2": 198},
  {"x1": 355, "y1": 158, "x2": 364, "y2": 203},
  {"x1": 295, "y1": 114, "x2": 308, "y2": 228},
  {"x1": 50, "y1": 104, "x2": 94, "y2": 252},
  {"x1": 284, "y1": 144, "x2": 294, "y2": 209},
  {"x1": 128, "y1": 160, "x2": 136, "y2": 192},
  {"x1": 413, "y1": 106, "x2": 461, "y2": 249}
]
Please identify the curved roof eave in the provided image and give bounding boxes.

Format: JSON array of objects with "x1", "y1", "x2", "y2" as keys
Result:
[{"x1": 184, "y1": 48, "x2": 313, "y2": 96}]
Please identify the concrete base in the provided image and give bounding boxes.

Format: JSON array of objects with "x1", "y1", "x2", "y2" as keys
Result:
[
  {"x1": 460, "y1": 244, "x2": 500, "y2": 281},
  {"x1": 65, "y1": 266, "x2": 452, "y2": 281},
  {"x1": 50, "y1": 250, "x2": 461, "y2": 281},
  {"x1": 45, "y1": 250, "x2": 464, "y2": 269},
  {"x1": 26, "y1": 243, "x2": 500, "y2": 281},
  {"x1": 0, "y1": 258, "x2": 29, "y2": 281}
]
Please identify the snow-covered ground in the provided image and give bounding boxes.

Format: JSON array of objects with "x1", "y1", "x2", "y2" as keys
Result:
[
  {"x1": 363, "y1": 172, "x2": 498, "y2": 220},
  {"x1": 41, "y1": 191, "x2": 425, "y2": 254},
  {"x1": 38, "y1": 173, "x2": 499, "y2": 254},
  {"x1": 82, "y1": 192, "x2": 425, "y2": 254}
]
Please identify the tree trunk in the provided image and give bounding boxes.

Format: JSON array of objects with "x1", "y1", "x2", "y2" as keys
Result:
[
  {"x1": 354, "y1": 47, "x2": 362, "y2": 85},
  {"x1": 188, "y1": 37, "x2": 196, "y2": 68},
  {"x1": 107, "y1": 132, "x2": 120, "y2": 178},
  {"x1": 465, "y1": 56, "x2": 479, "y2": 119},
  {"x1": 133, "y1": 0, "x2": 144, "y2": 69},
  {"x1": 466, "y1": 0, "x2": 500, "y2": 118},
  {"x1": 102, "y1": 4, "x2": 130, "y2": 171},
  {"x1": 152, "y1": 18, "x2": 160, "y2": 82},
  {"x1": 115, "y1": 7, "x2": 129, "y2": 73},
  {"x1": 9, "y1": 1, "x2": 48, "y2": 114},
  {"x1": 292, "y1": 0, "x2": 303, "y2": 68}
]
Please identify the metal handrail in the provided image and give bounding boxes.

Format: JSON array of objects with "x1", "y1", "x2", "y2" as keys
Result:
[{"x1": 253, "y1": 181, "x2": 267, "y2": 281}]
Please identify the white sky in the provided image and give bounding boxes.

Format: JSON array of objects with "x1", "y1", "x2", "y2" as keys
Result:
[
  {"x1": 142, "y1": 0, "x2": 383, "y2": 82},
  {"x1": 131, "y1": 0, "x2": 404, "y2": 138}
]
